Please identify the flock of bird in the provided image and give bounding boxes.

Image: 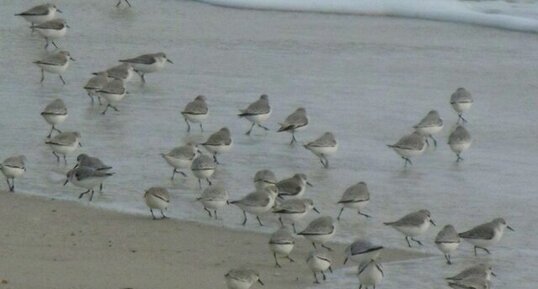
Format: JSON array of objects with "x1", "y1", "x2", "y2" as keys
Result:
[{"x1": 2, "y1": 3, "x2": 513, "y2": 289}]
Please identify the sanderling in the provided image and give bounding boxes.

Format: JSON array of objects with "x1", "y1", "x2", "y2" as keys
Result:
[
  {"x1": 357, "y1": 259, "x2": 384, "y2": 289},
  {"x1": 253, "y1": 169, "x2": 277, "y2": 191},
  {"x1": 435, "y1": 224, "x2": 461, "y2": 264},
  {"x1": 458, "y1": 218, "x2": 514, "y2": 256},
  {"x1": 96, "y1": 63, "x2": 135, "y2": 83},
  {"x1": 119, "y1": 52, "x2": 172, "y2": 83},
  {"x1": 448, "y1": 125, "x2": 472, "y2": 162},
  {"x1": 277, "y1": 107, "x2": 308, "y2": 144},
  {"x1": 230, "y1": 186, "x2": 278, "y2": 226},
  {"x1": 161, "y1": 142, "x2": 198, "y2": 179},
  {"x1": 15, "y1": 4, "x2": 61, "y2": 28},
  {"x1": 98, "y1": 79, "x2": 127, "y2": 115},
  {"x1": 306, "y1": 250, "x2": 333, "y2": 284},
  {"x1": 45, "y1": 131, "x2": 81, "y2": 164},
  {"x1": 33, "y1": 18, "x2": 68, "y2": 49},
  {"x1": 298, "y1": 216, "x2": 336, "y2": 251},
  {"x1": 276, "y1": 173, "x2": 312, "y2": 198},
  {"x1": 303, "y1": 132, "x2": 338, "y2": 168},
  {"x1": 144, "y1": 187, "x2": 170, "y2": 219},
  {"x1": 84, "y1": 72, "x2": 108, "y2": 105},
  {"x1": 387, "y1": 131, "x2": 426, "y2": 166},
  {"x1": 384, "y1": 209, "x2": 436, "y2": 247},
  {"x1": 450, "y1": 87, "x2": 473, "y2": 123},
  {"x1": 191, "y1": 154, "x2": 216, "y2": 189},
  {"x1": 181, "y1": 95, "x2": 208, "y2": 132},
  {"x1": 1, "y1": 155, "x2": 26, "y2": 192},
  {"x1": 446, "y1": 264, "x2": 495, "y2": 282},
  {"x1": 41, "y1": 98, "x2": 67, "y2": 137},
  {"x1": 343, "y1": 239, "x2": 383, "y2": 265},
  {"x1": 414, "y1": 110, "x2": 443, "y2": 147},
  {"x1": 64, "y1": 166, "x2": 114, "y2": 201},
  {"x1": 116, "y1": 0, "x2": 132, "y2": 8},
  {"x1": 197, "y1": 184, "x2": 229, "y2": 219},
  {"x1": 238, "y1": 94, "x2": 271, "y2": 135},
  {"x1": 269, "y1": 227, "x2": 295, "y2": 267},
  {"x1": 201, "y1": 127, "x2": 232, "y2": 164},
  {"x1": 273, "y1": 198, "x2": 320, "y2": 233},
  {"x1": 224, "y1": 268, "x2": 263, "y2": 289},
  {"x1": 34, "y1": 50, "x2": 74, "y2": 85},
  {"x1": 75, "y1": 153, "x2": 113, "y2": 193},
  {"x1": 337, "y1": 181, "x2": 371, "y2": 220},
  {"x1": 447, "y1": 276, "x2": 491, "y2": 289}
]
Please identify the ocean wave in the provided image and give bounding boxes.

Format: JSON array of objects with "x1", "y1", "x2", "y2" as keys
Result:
[{"x1": 196, "y1": 0, "x2": 538, "y2": 33}]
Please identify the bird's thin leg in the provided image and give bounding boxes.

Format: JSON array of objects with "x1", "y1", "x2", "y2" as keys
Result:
[
  {"x1": 40, "y1": 69, "x2": 45, "y2": 83},
  {"x1": 110, "y1": 105, "x2": 119, "y2": 111},
  {"x1": 6, "y1": 179, "x2": 12, "y2": 192},
  {"x1": 287, "y1": 255, "x2": 295, "y2": 262},
  {"x1": 59, "y1": 75, "x2": 66, "y2": 85},
  {"x1": 456, "y1": 154, "x2": 464, "y2": 162},
  {"x1": 290, "y1": 133, "x2": 297, "y2": 145},
  {"x1": 241, "y1": 210, "x2": 247, "y2": 226},
  {"x1": 411, "y1": 237, "x2": 423, "y2": 246},
  {"x1": 99, "y1": 183, "x2": 103, "y2": 193},
  {"x1": 9, "y1": 178, "x2": 15, "y2": 192},
  {"x1": 198, "y1": 178, "x2": 202, "y2": 189},
  {"x1": 405, "y1": 236, "x2": 412, "y2": 248},
  {"x1": 89, "y1": 190, "x2": 95, "y2": 201},
  {"x1": 321, "y1": 271, "x2": 327, "y2": 280},
  {"x1": 425, "y1": 138, "x2": 430, "y2": 147},
  {"x1": 313, "y1": 273, "x2": 320, "y2": 284},
  {"x1": 125, "y1": 0, "x2": 132, "y2": 7},
  {"x1": 116, "y1": 0, "x2": 121, "y2": 7},
  {"x1": 245, "y1": 122, "x2": 255, "y2": 135},
  {"x1": 150, "y1": 209, "x2": 156, "y2": 220},
  {"x1": 256, "y1": 216, "x2": 264, "y2": 226},
  {"x1": 213, "y1": 210, "x2": 218, "y2": 220},
  {"x1": 101, "y1": 105, "x2": 110, "y2": 115},
  {"x1": 206, "y1": 178, "x2": 212, "y2": 186},
  {"x1": 87, "y1": 92, "x2": 95, "y2": 104},
  {"x1": 171, "y1": 169, "x2": 176, "y2": 180},
  {"x1": 184, "y1": 118, "x2": 191, "y2": 132},
  {"x1": 97, "y1": 96, "x2": 102, "y2": 105},
  {"x1": 52, "y1": 151, "x2": 60, "y2": 163},
  {"x1": 199, "y1": 123, "x2": 204, "y2": 132},
  {"x1": 257, "y1": 123, "x2": 270, "y2": 131},
  {"x1": 204, "y1": 207, "x2": 212, "y2": 218},
  {"x1": 213, "y1": 153, "x2": 219, "y2": 165},
  {"x1": 474, "y1": 246, "x2": 478, "y2": 256},
  {"x1": 358, "y1": 211, "x2": 371, "y2": 218},
  {"x1": 430, "y1": 135, "x2": 437, "y2": 147},
  {"x1": 160, "y1": 210, "x2": 167, "y2": 219},
  {"x1": 274, "y1": 252, "x2": 281, "y2": 268},
  {"x1": 63, "y1": 154, "x2": 67, "y2": 165},
  {"x1": 44, "y1": 38, "x2": 49, "y2": 49},
  {"x1": 337, "y1": 207, "x2": 345, "y2": 220},
  {"x1": 292, "y1": 223, "x2": 297, "y2": 234},
  {"x1": 47, "y1": 127, "x2": 54, "y2": 138},
  {"x1": 477, "y1": 246, "x2": 490, "y2": 255},
  {"x1": 445, "y1": 254, "x2": 452, "y2": 265},
  {"x1": 78, "y1": 190, "x2": 90, "y2": 199},
  {"x1": 140, "y1": 73, "x2": 146, "y2": 83},
  {"x1": 312, "y1": 242, "x2": 317, "y2": 249},
  {"x1": 52, "y1": 41, "x2": 58, "y2": 48},
  {"x1": 278, "y1": 216, "x2": 284, "y2": 226},
  {"x1": 321, "y1": 244, "x2": 333, "y2": 251}
]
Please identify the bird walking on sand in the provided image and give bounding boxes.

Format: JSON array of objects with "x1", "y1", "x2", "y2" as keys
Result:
[
  {"x1": 34, "y1": 50, "x2": 75, "y2": 85},
  {"x1": 144, "y1": 187, "x2": 170, "y2": 219},
  {"x1": 303, "y1": 132, "x2": 338, "y2": 168},
  {"x1": 41, "y1": 98, "x2": 67, "y2": 137},
  {"x1": 269, "y1": 227, "x2": 295, "y2": 267},
  {"x1": 337, "y1": 181, "x2": 371, "y2": 220},
  {"x1": 450, "y1": 87, "x2": 473, "y2": 123},
  {"x1": 448, "y1": 125, "x2": 472, "y2": 162},
  {"x1": 1, "y1": 155, "x2": 26, "y2": 192},
  {"x1": 277, "y1": 107, "x2": 308, "y2": 144},
  {"x1": 458, "y1": 218, "x2": 514, "y2": 256},
  {"x1": 387, "y1": 131, "x2": 426, "y2": 167},
  {"x1": 384, "y1": 209, "x2": 436, "y2": 247},
  {"x1": 238, "y1": 94, "x2": 271, "y2": 135},
  {"x1": 181, "y1": 95, "x2": 208, "y2": 133},
  {"x1": 413, "y1": 110, "x2": 443, "y2": 147},
  {"x1": 435, "y1": 224, "x2": 461, "y2": 264}
]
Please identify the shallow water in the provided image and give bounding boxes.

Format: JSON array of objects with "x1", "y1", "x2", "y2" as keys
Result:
[{"x1": 2, "y1": 0, "x2": 538, "y2": 288}]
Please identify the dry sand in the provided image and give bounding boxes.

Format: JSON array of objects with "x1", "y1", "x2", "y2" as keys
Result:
[{"x1": 0, "y1": 192, "x2": 428, "y2": 289}]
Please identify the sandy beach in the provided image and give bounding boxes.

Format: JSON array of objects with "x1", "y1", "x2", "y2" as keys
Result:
[{"x1": 0, "y1": 192, "x2": 427, "y2": 289}]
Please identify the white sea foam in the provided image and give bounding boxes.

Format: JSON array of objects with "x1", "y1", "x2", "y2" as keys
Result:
[{"x1": 197, "y1": 0, "x2": 538, "y2": 32}]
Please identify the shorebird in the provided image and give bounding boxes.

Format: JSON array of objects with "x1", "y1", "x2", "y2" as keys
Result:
[
  {"x1": 230, "y1": 186, "x2": 278, "y2": 226},
  {"x1": 33, "y1": 18, "x2": 68, "y2": 49},
  {"x1": 277, "y1": 107, "x2": 308, "y2": 144},
  {"x1": 238, "y1": 94, "x2": 271, "y2": 135},
  {"x1": 1, "y1": 155, "x2": 26, "y2": 192},
  {"x1": 273, "y1": 198, "x2": 320, "y2": 233},
  {"x1": 413, "y1": 110, "x2": 443, "y2": 147},
  {"x1": 458, "y1": 218, "x2": 514, "y2": 256},
  {"x1": 357, "y1": 259, "x2": 384, "y2": 289},
  {"x1": 276, "y1": 173, "x2": 312, "y2": 198},
  {"x1": 34, "y1": 50, "x2": 74, "y2": 85},
  {"x1": 119, "y1": 52, "x2": 172, "y2": 83},
  {"x1": 45, "y1": 131, "x2": 81, "y2": 164},
  {"x1": 41, "y1": 98, "x2": 67, "y2": 137},
  {"x1": 253, "y1": 169, "x2": 277, "y2": 191},
  {"x1": 337, "y1": 181, "x2": 371, "y2": 220},
  {"x1": 298, "y1": 216, "x2": 336, "y2": 251},
  {"x1": 144, "y1": 187, "x2": 170, "y2": 219},
  {"x1": 64, "y1": 166, "x2": 114, "y2": 201},
  {"x1": 181, "y1": 95, "x2": 208, "y2": 133},
  {"x1": 306, "y1": 250, "x2": 333, "y2": 284},
  {"x1": 197, "y1": 185, "x2": 229, "y2": 219},
  {"x1": 74, "y1": 154, "x2": 113, "y2": 193},
  {"x1": 224, "y1": 268, "x2": 263, "y2": 289},
  {"x1": 435, "y1": 224, "x2": 461, "y2": 264},
  {"x1": 343, "y1": 239, "x2": 383, "y2": 265},
  {"x1": 84, "y1": 72, "x2": 108, "y2": 104},
  {"x1": 384, "y1": 209, "x2": 436, "y2": 247},
  {"x1": 268, "y1": 227, "x2": 295, "y2": 267},
  {"x1": 15, "y1": 4, "x2": 61, "y2": 28},
  {"x1": 448, "y1": 125, "x2": 472, "y2": 162},
  {"x1": 161, "y1": 142, "x2": 198, "y2": 179},
  {"x1": 191, "y1": 154, "x2": 216, "y2": 189},
  {"x1": 303, "y1": 132, "x2": 338, "y2": 168},
  {"x1": 387, "y1": 131, "x2": 426, "y2": 167},
  {"x1": 450, "y1": 87, "x2": 473, "y2": 123},
  {"x1": 201, "y1": 127, "x2": 232, "y2": 164}
]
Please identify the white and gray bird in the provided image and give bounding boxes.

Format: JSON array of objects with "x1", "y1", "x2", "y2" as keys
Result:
[
  {"x1": 64, "y1": 166, "x2": 114, "y2": 201},
  {"x1": 253, "y1": 169, "x2": 277, "y2": 191},
  {"x1": 96, "y1": 63, "x2": 135, "y2": 83},
  {"x1": 41, "y1": 98, "x2": 67, "y2": 137},
  {"x1": 201, "y1": 127, "x2": 232, "y2": 164},
  {"x1": 181, "y1": 95, "x2": 209, "y2": 133},
  {"x1": 446, "y1": 264, "x2": 496, "y2": 282},
  {"x1": 306, "y1": 250, "x2": 333, "y2": 284},
  {"x1": 98, "y1": 79, "x2": 127, "y2": 115},
  {"x1": 458, "y1": 218, "x2": 514, "y2": 256},
  {"x1": 45, "y1": 131, "x2": 81, "y2": 164},
  {"x1": 191, "y1": 154, "x2": 216, "y2": 189},
  {"x1": 143, "y1": 187, "x2": 170, "y2": 220},
  {"x1": 414, "y1": 110, "x2": 443, "y2": 147},
  {"x1": 238, "y1": 94, "x2": 271, "y2": 135},
  {"x1": 343, "y1": 239, "x2": 383, "y2": 265},
  {"x1": 273, "y1": 198, "x2": 320, "y2": 233},
  {"x1": 84, "y1": 72, "x2": 109, "y2": 105},
  {"x1": 337, "y1": 181, "x2": 371, "y2": 220},
  {"x1": 450, "y1": 87, "x2": 473, "y2": 123},
  {"x1": 387, "y1": 131, "x2": 426, "y2": 167},
  {"x1": 384, "y1": 209, "x2": 436, "y2": 248},
  {"x1": 447, "y1": 276, "x2": 491, "y2": 289},
  {"x1": 303, "y1": 132, "x2": 338, "y2": 168},
  {"x1": 298, "y1": 216, "x2": 336, "y2": 251},
  {"x1": 15, "y1": 3, "x2": 61, "y2": 28},
  {"x1": 276, "y1": 173, "x2": 312, "y2": 198},
  {"x1": 161, "y1": 142, "x2": 198, "y2": 180},
  {"x1": 75, "y1": 153, "x2": 113, "y2": 193},
  {"x1": 34, "y1": 50, "x2": 74, "y2": 85},
  {"x1": 1, "y1": 155, "x2": 26, "y2": 192},
  {"x1": 224, "y1": 268, "x2": 264, "y2": 289},
  {"x1": 277, "y1": 107, "x2": 308, "y2": 144},
  {"x1": 230, "y1": 186, "x2": 278, "y2": 226},
  {"x1": 357, "y1": 259, "x2": 384, "y2": 289},
  {"x1": 33, "y1": 18, "x2": 68, "y2": 49},
  {"x1": 268, "y1": 227, "x2": 295, "y2": 267},
  {"x1": 435, "y1": 224, "x2": 461, "y2": 264},
  {"x1": 119, "y1": 52, "x2": 172, "y2": 83},
  {"x1": 197, "y1": 184, "x2": 229, "y2": 219},
  {"x1": 448, "y1": 125, "x2": 472, "y2": 162}
]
